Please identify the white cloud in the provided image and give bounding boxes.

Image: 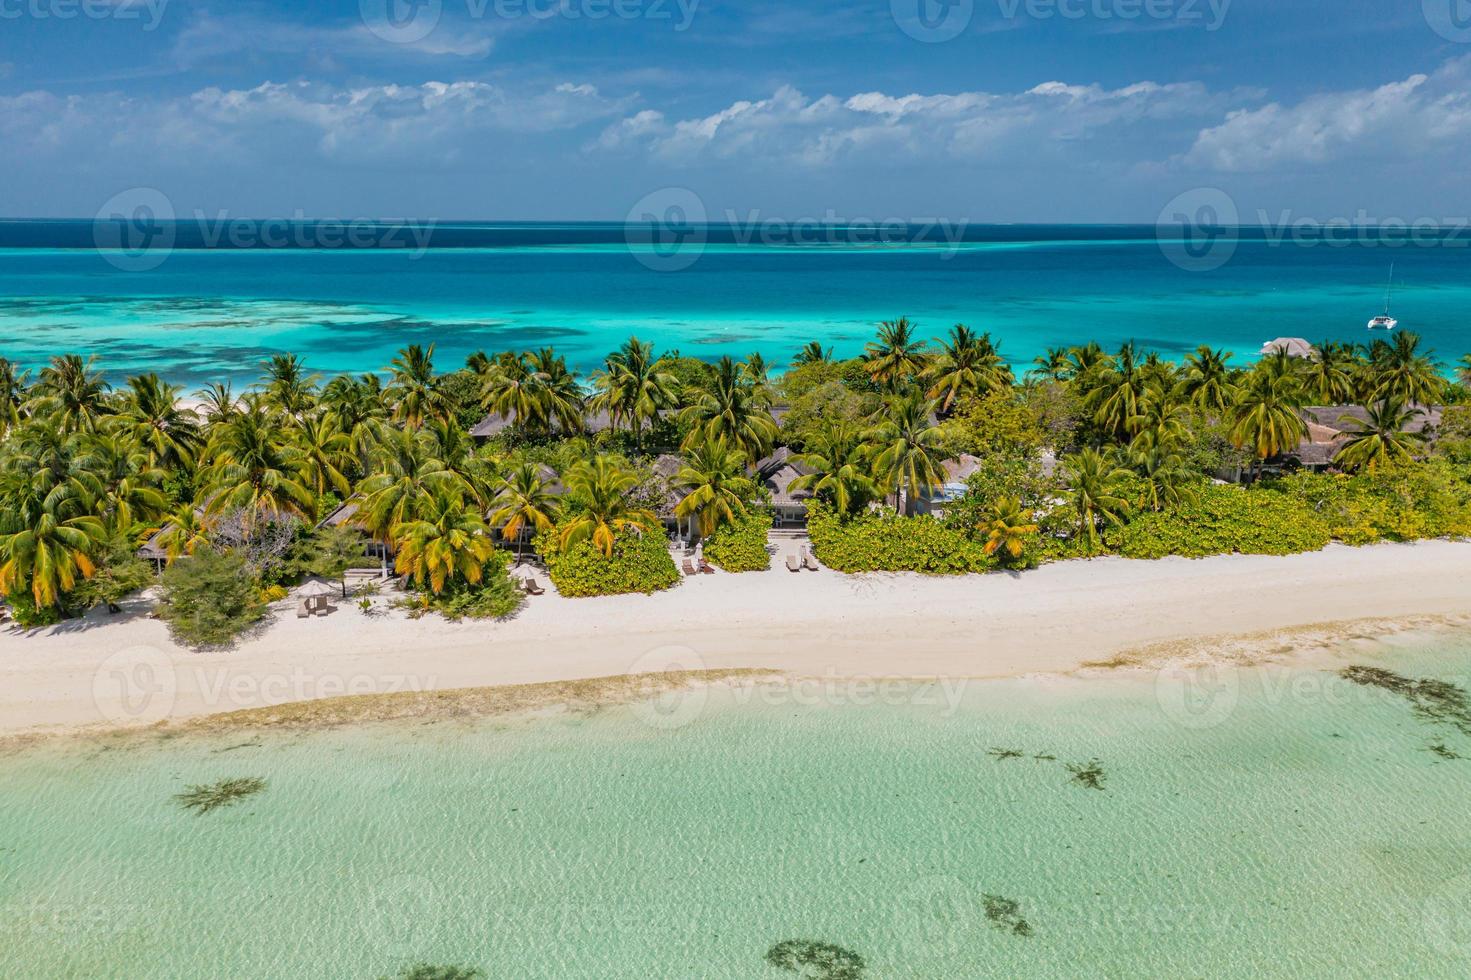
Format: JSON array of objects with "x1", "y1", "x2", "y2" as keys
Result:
[{"x1": 1181, "y1": 58, "x2": 1471, "y2": 172}]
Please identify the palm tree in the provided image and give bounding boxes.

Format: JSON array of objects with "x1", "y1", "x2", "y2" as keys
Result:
[
  {"x1": 868, "y1": 395, "x2": 947, "y2": 515},
  {"x1": 116, "y1": 373, "x2": 202, "y2": 470},
  {"x1": 259, "y1": 354, "x2": 320, "y2": 417},
  {"x1": 31, "y1": 354, "x2": 110, "y2": 434},
  {"x1": 1030, "y1": 347, "x2": 1071, "y2": 383},
  {"x1": 193, "y1": 382, "x2": 237, "y2": 424},
  {"x1": 790, "y1": 419, "x2": 879, "y2": 516},
  {"x1": 1367, "y1": 332, "x2": 1444, "y2": 406},
  {"x1": 793, "y1": 342, "x2": 832, "y2": 367},
  {"x1": 1128, "y1": 444, "x2": 1199, "y2": 512},
  {"x1": 156, "y1": 501, "x2": 210, "y2": 563},
  {"x1": 674, "y1": 435, "x2": 750, "y2": 539},
  {"x1": 1176, "y1": 346, "x2": 1236, "y2": 413},
  {"x1": 388, "y1": 344, "x2": 447, "y2": 430},
  {"x1": 1301, "y1": 342, "x2": 1358, "y2": 405},
  {"x1": 357, "y1": 428, "x2": 456, "y2": 541},
  {"x1": 1229, "y1": 372, "x2": 1307, "y2": 482},
  {"x1": 1333, "y1": 398, "x2": 1426, "y2": 472},
  {"x1": 1086, "y1": 342, "x2": 1151, "y2": 440},
  {"x1": 590, "y1": 337, "x2": 680, "y2": 453},
  {"x1": 865, "y1": 317, "x2": 929, "y2": 392},
  {"x1": 0, "y1": 509, "x2": 106, "y2": 609},
  {"x1": 1457, "y1": 353, "x2": 1471, "y2": 389},
  {"x1": 488, "y1": 463, "x2": 561, "y2": 563},
  {"x1": 1064, "y1": 448, "x2": 1131, "y2": 553},
  {"x1": 294, "y1": 413, "x2": 353, "y2": 501},
  {"x1": 0, "y1": 357, "x2": 29, "y2": 438},
  {"x1": 320, "y1": 374, "x2": 387, "y2": 476},
  {"x1": 558, "y1": 455, "x2": 659, "y2": 557},
  {"x1": 679, "y1": 356, "x2": 778, "y2": 459},
  {"x1": 1065, "y1": 342, "x2": 1109, "y2": 383},
  {"x1": 202, "y1": 407, "x2": 314, "y2": 523},
  {"x1": 390, "y1": 484, "x2": 496, "y2": 595},
  {"x1": 75, "y1": 433, "x2": 169, "y2": 533},
  {"x1": 981, "y1": 496, "x2": 1039, "y2": 564},
  {"x1": 925, "y1": 325, "x2": 1012, "y2": 415}
]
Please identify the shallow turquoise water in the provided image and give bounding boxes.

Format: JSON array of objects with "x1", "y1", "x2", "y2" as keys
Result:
[
  {"x1": 2, "y1": 225, "x2": 1469, "y2": 384},
  {"x1": 2, "y1": 637, "x2": 1470, "y2": 978}
]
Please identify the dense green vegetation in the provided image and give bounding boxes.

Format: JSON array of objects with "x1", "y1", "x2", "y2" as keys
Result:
[
  {"x1": 0, "y1": 324, "x2": 1466, "y2": 631},
  {"x1": 701, "y1": 513, "x2": 773, "y2": 572}
]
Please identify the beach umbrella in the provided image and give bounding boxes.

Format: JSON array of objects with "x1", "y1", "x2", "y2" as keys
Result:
[{"x1": 297, "y1": 579, "x2": 337, "y2": 598}]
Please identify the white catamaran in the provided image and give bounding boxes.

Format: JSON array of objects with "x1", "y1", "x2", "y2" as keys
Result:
[{"x1": 1368, "y1": 264, "x2": 1398, "y2": 330}]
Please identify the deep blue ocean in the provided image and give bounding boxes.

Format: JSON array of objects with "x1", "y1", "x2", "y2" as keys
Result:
[{"x1": 1, "y1": 221, "x2": 1467, "y2": 385}]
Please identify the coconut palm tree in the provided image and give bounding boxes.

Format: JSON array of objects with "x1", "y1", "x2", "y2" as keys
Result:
[
  {"x1": 1229, "y1": 372, "x2": 1307, "y2": 482},
  {"x1": 156, "y1": 501, "x2": 210, "y2": 563},
  {"x1": 293, "y1": 413, "x2": 353, "y2": 501},
  {"x1": 1333, "y1": 398, "x2": 1426, "y2": 472},
  {"x1": 259, "y1": 354, "x2": 320, "y2": 418},
  {"x1": 679, "y1": 356, "x2": 778, "y2": 459},
  {"x1": 202, "y1": 407, "x2": 314, "y2": 523},
  {"x1": 31, "y1": 354, "x2": 110, "y2": 434},
  {"x1": 1367, "y1": 332, "x2": 1444, "y2": 406},
  {"x1": 1128, "y1": 444, "x2": 1199, "y2": 512},
  {"x1": 1065, "y1": 341, "x2": 1109, "y2": 383},
  {"x1": 390, "y1": 484, "x2": 496, "y2": 595},
  {"x1": 1064, "y1": 448, "x2": 1131, "y2": 553},
  {"x1": 1086, "y1": 342, "x2": 1151, "y2": 440},
  {"x1": 0, "y1": 509, "x2": 106, "y2": 609},
  {"x1": 115, "y1": 373, "x2": 202, "y2": 471},
  {"x1": 868, "y1": 395, "x2": 947, "y2": 515},
  {"x1": 0, "y1": 357, "x2": 29, "y2": 438},
  {"x1": 320, "y1": 374, "x2": 387, "y2": 476},
  {"x1": 1301, "y1": 342, "x2": 1358, "y2": 405},
  {"x1": 357, "y1": 427, "x2": 456, "y2": 541},
  {"x1": 925, "y1": 325, "x2": 1013, "y2": 415},
  {"x1": 488, "y1": 463, "x2": 561, "y2": 563},
  {"x1": 558, "y1": 455, "x2": 659, "y2": 557},
  {"x1": 789, "y1": 419, "x2": 878, "y2": 517},
  {"x1": 590, "y1": 337, "x2": 680, "y2": 453},
  {"x1": 981, "y1": 496, "x2": 1039, "y2": 564},
  {"x1": 865, "y1": 317, "x2": 929, "y2": 392},
  {"x1": 1176, "y1": 346, "x2": 1236, "y2": 413},
  {"x1": 1457, "y1": 353, "x2": 1471, "y2": 389},
  {"x1": 1030, "y1": 347, "x2": 1072, "y2": 383},
  {"x1": 75, "y1": 433, "x2": 169, "y2": 533},
  {"x1": 793, "y1": 342, "x2": 832, "y2": 367},
  {"x1": 193, "y1": 382, "x2": 238, "y2": 424},
  {"x1": 674, "y1": 435, "x2": 750, "y2": 539},
  {"x1": 388, "y1": 344, "x2": 447, "y2": 430}
]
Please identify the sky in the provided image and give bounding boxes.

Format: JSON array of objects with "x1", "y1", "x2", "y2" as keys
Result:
[{"x1": 1, "y1": 0, "x2": 1469, "y2": 221}]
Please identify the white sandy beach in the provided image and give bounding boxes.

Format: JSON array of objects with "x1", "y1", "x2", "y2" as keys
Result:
[{"x1": 2, "y1": 540, "x2": 1469, "y2": 738}]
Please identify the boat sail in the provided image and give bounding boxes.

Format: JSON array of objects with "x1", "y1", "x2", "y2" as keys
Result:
[{"x1": 1368, "y1": 264, "x2": 1398, "y2": 330}]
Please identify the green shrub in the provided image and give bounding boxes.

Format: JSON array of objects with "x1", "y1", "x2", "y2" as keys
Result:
[
  {"x1": 400, "y1": 552, "x2": 525, "y2": 621},
  {"x1": 702, "y1": 513, "x2": 773, "y2": 572},
  {"x1": 4, "y1": 592, "x2": 62, "y2": 629},
  {"x1": 1274, "y1": 462, "x2": 1471, "y2": 545},
  {"x1": 808, "y1": 505, "x2": 996, "y2": 574},
  {"x1": 535, "y1": 525, "x2": 679, "y2": 597},
  {"x1": 1110, "y1": 483, "x2": 1332, "y2": 559},
  {"x1": 157, "y1": 548, "x2": 268, "y2": 648}
]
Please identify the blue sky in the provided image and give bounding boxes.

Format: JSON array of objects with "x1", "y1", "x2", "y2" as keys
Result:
[{"x1": 2, "y1": 0, "x2": 1469, "y2": 220}]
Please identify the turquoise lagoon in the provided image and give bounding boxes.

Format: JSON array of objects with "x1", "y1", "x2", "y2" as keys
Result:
[
  {"x1": 2, "y1": 223, "x2": 1471, "y2": 384},
  {"x1": 2, "y1": 633, "x2": 1470, "y2": 978}
]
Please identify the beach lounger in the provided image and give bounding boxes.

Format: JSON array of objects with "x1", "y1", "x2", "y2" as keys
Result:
[
  {"x1": 683, "y1": 558, "x2": 698, "y2": 576},
  {"x1": 296, "y1": 601, "x2": 310, "y2": 618},
  {"x1": 699, "y1": 559, "x2": 716, "y2": 575},
  {"x1": 786, "y1": 554, "x2": 802, "y2": 572},
  {"x1": 524, "y1": 578, "x2": 546, "y2": 596},
  {"x1": 804, "y1": 552, "x2": 821, "y2": 571}
]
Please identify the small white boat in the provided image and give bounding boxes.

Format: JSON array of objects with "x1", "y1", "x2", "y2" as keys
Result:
[{"x1": 1368, "y1": 264, "x2": 1397, "y2": 330}]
